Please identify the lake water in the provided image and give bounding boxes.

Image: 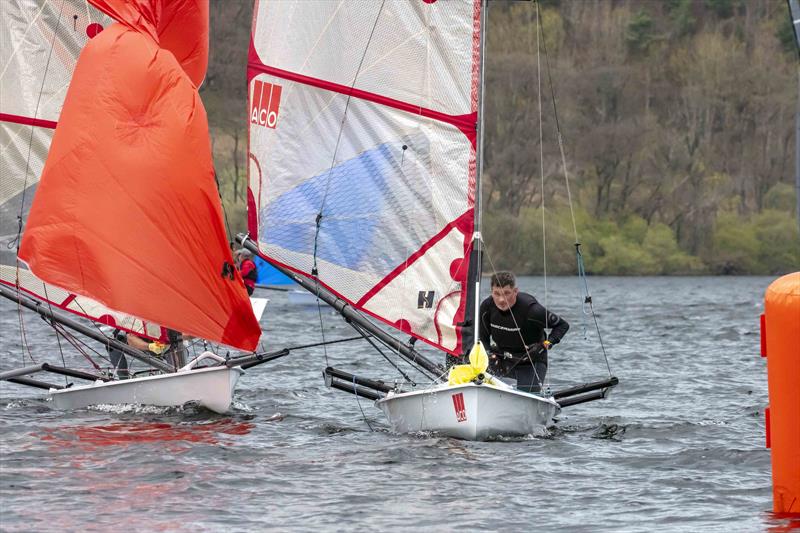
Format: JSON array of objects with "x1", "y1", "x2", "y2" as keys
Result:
[{"x1": 0, "y1": 276, "x2": 795, "y2": 532}]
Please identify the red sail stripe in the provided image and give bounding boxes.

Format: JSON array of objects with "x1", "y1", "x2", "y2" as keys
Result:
[
  {"x1": 0, "y1": 113, "x2": 57, "y2": 129},
  {"x1": 356, "y1": 210, "x2": 472, "y2": 308},
  {"x1": 0, "y1": 279, "x2": 167, "y2": 341},
  {"x1": 247, "y1": 61, "x2": 477, "y2": 148}
]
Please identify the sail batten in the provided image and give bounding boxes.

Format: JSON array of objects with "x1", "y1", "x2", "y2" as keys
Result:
[{"x1": 249, "y1": 0, "x2": 481, "y2": 355}]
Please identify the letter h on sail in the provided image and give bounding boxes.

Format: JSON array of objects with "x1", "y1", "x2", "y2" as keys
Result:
[{"x1": 417, "y1": 290, "x2": 435, "y2": 309}]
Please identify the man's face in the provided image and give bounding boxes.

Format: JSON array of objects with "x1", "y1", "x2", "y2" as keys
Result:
[{"x1": 491, "y1": 284, "x2": 518, "y2": 311}]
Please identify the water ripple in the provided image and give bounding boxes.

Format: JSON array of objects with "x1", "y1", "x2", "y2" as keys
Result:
[{"x1": 0, "y1": 276, "x2": 781, "y2": 531}]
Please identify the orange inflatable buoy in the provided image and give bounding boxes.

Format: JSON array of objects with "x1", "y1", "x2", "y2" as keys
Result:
[{"x1": 762, "y1": 272, "x2": 800, "y2": 515}]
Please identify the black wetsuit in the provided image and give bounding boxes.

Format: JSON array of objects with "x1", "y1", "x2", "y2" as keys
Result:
[{"x1": 478, "y1": 292, "x2": 569, "y2": 392}]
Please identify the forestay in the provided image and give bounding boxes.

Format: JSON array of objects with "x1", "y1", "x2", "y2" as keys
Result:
[{"x1": 248, "y1": 0, "x2": 482, "y2": 355}]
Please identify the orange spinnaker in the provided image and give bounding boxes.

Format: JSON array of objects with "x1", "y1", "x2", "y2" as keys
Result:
[
  {"x1": 763, "y1": 272, "x2": 800, "y2": 514},
  {"x1": 19, "y1": 1, "x2": 260, "y2": 350},
  {"x1": 88, "y1": 0, "x2": 209, "y2": 87}
]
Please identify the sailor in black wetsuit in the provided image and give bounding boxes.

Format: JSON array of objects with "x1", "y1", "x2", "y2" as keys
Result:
[{"x1": 478, "y1": 271, "x2": 569, "y2": 393}]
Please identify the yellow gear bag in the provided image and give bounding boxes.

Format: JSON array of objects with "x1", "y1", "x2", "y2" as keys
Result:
[{"x1": 448, "y1": 341, "x2": 494, "y2": 386}]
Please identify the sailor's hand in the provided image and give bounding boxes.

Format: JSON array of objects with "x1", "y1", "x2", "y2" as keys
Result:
[
  {"x1": 148, "y1": 341, "x2": 167, "y2": 355},
  {"x1": 542, "y1": 340, "x2": 553, "y2": 350}
]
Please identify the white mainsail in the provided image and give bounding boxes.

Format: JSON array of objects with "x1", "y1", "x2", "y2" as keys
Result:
[
  {"x1": 248, "y1": 0, "x2": 482, "y2": 355},
  {"x1": 0, "y1": 0, "x2": 161, "y2": 339}
]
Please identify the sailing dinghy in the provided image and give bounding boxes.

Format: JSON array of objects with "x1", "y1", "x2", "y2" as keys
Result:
[
  {"x1": 241, "y1": 0, "x2": 617, "y2": 439},
  {"x1": 0, "y1": 0, "x2": 278, "y2": 413}
]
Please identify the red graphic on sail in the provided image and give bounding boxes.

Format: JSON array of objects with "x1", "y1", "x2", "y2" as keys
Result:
[{"x1": 250, "y1": 80, "x2": 282, "y2": 129}]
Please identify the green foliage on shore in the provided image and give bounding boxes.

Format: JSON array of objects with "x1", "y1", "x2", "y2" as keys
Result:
[{"x1": 483, "y1": 203, "x2": 798, "y2": 276}]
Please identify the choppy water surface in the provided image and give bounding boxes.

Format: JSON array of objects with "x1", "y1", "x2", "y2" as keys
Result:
[{"x1": 0, "y1": 277, "x2": 794, "y2": 532}]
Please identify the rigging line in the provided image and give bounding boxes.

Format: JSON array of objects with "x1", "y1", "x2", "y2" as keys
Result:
[
  {"x1": 350, "y1": 322, "x2": 416, "y2": 385},
  {"x1": 315, "y1": 285, "x2": 330, "y2": 367},
  {"x1": 72, "y1": 298, "x2": 121, "y2": 338},
  {"x1": 213, "y1": 168, "x2": 235, "y2": 245},
  {"x1": 576, "y1": 245, "x2": 590, "y2": 338},
  {"x1": 12, "y1": 0, "x2": 68, "y2": 367},
  {"x1": 14, "y1": 0, "x2": 67, "y2": 253},
  {"x1": 10, "y1": 0, "x2": 66, "y2": 364},
  {"x1": 535, "y1": 0, "x2": 549, "y2": 356},
  {"x1": 269, "y1": 334, "x2": 372, "y2": 353},
  {"x1": 352, "y1": 313, "x2": 436, "y2": 382},
  {"x1": 310, "y1": 0, "x2": 386, "y2": 278},
  {"x1": 535, "y1": 3, "x2": 611, "y2": 378},
  {"x1": 44, "y1": 312, "x2": 108, "y2": 364},
  {"x1": 353, "y1": 375, "x2": 374, "y2": 432},
  {"x1": 589, "y1": 296, "x2": 612, "y2": 377},
  {"x1": 48, "y1": 319, "x2": 107, "y2": 371},
  {"x1": 15, "y1": 289, "x2": 35, "y2": 365},
  {"x1": 308, "y1": 1, "x2": 385, "y2": 366},
  {"x1": 536, "y1": 0, "x2": 578, "y2": 242},
  {"x1": 42, "y1": 284, "x2": 70, "y2": 385}
]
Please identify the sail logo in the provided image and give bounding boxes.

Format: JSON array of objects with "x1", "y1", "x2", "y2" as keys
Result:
[
  {"x1": 452, "y1": 393, "x2": 467, "y2": 422},
  {"x1": 251, "y1": 80, "x2": 282, "y2": 129},
  {"x1": 418, "y1": 290, "x2": 435, "y2": 309}
]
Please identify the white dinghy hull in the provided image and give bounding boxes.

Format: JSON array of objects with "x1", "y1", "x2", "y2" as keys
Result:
[
  {"x1": 376, "y1": 382, "x2": 560, "y2": 441},
  {"x1": 49, "y1": 365, "x2": 244, "y2": 414}
]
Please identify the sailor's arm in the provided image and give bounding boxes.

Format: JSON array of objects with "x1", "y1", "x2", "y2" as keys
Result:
[
  {"x1": 125, "y1": 334, "x2": 167, "y2": 355},
  {"x1": 527, "y1": 302, "x2": 569, "y2": 345},
  {"x1": 125, "y1": 335, "x2": 150, "y2": 351},
  {"x1": 548, "y1": 314, "x2": 569, "y2": 344}
]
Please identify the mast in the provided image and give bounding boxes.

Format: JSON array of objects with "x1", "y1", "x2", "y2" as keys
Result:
[{"x1": 471, "y1": 0, "x2": 488, "y2": 348}]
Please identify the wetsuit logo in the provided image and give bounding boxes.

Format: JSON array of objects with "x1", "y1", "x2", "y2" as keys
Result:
[
  {"x1": 452, "y1": 392, "x2": 467, "y2": 422},
  {"x1": 418, "y1": 290, "x2": 435, "y2": 309},
  {"x1": 251, "y1": 80, "x2": 282, "y2": 129}
]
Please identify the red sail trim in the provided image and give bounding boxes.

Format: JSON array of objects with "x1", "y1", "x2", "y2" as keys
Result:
[
  {"x1": 0, "y1": 113, "x2": 57, "y2": 129},
  {"x1": 0, "y1": 278, "x2": 168, "y2": 341},
  {"x1": 356, "y1": 210, "x2": 473, "y2": 308},
  {"x1": 255, "y1": 251, "x2": 465, "y2": 356},
  {"x1": 247, "y1": 61, "x2": 477, "y2": 148},
  {"x1": 434, "y1": 289, "x2": 463, "y2": 347},
  {"x1": 246, "y1": 153, "x2": 262, "y2": 240}
]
